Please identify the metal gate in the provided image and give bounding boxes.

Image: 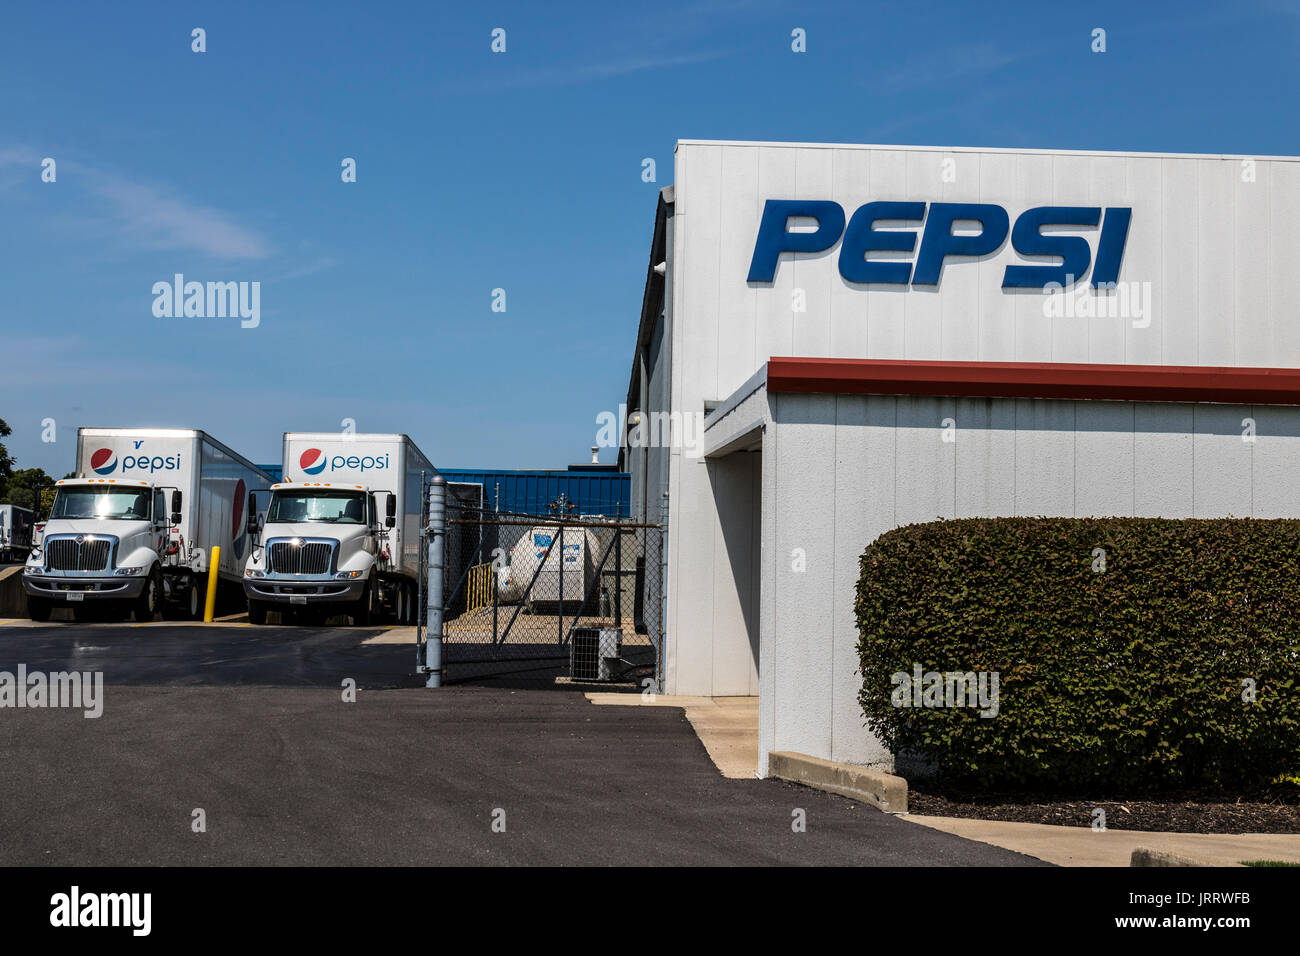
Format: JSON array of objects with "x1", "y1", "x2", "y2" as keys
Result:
[{"x1": 416, "y1": 476, "x2": 664, "y2": 688}]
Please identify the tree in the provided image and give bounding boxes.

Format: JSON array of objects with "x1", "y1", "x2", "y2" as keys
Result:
[
  {"x1": 4, "y1": 467, "x2": 57, "y2": 511},
  {"x1": 0, "y1": 417, "x2": 13, "y2": 481}
]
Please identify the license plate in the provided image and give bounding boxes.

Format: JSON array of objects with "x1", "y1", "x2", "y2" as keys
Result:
[
  {"x1": 290, "y1": 595, "x2": 308, "y2": 605},
  {"x1": 65, "y1": 591, "x2": 84, "y2": 602}
]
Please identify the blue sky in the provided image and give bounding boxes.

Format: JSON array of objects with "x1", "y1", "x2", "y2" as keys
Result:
[{"x1": 1, "y1": 0, "x2": 1297, "y2": 476}]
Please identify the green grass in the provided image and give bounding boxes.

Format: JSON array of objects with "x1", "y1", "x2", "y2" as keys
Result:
[{"x1": 1241, "y1": 860, "x2": 1300, "y2": 867}]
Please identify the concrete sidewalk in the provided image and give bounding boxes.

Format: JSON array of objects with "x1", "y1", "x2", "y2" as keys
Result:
[
  {"x1": 361, "y1": 626, "x2": 419, "y2": 645},
  {"x1": 905, "y1": 813, "x2": 1300, "y2": 867},
  {"x1": 586, "y1": 693, "x2": 759, "y2": 778}
]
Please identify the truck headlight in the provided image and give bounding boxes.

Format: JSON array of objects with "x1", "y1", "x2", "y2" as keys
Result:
[
  {"x1": 114, "y1": 567, "x2": 143, "y2": 576},
  {"x1": 245, "y1": 569, "x2": 265, "y2": 578},
  {"x1": 334, "y1": 570, "x2": 365, "y2": 579}
]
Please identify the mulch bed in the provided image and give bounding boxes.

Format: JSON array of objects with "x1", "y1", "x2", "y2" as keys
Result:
[{"x1": 907, "y1": 784, "x2": 1300, "y2": 834}]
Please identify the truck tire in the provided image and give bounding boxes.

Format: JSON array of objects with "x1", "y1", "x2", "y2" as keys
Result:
[
  {"x1": 402, "y1": 582, "x2": 416, "y2": 624},
  {"x1": 132, "y1": 567, "x2": 161, "y2": 623},
  {"x1": 393, "y1": 582, "x2": 406, "y2": 624},
  {"x1": 162, "y1": 577, "x2": 200, "y2": 621},
  {"x1": 352, "y1": 580, "x2": 375, "y2": 627},
  {"x1": 247, "y1": 600, "x2": 268, "y2": 625},
  {"x1": 26, "y1": 597, "x2": 51, "y2": 622}
]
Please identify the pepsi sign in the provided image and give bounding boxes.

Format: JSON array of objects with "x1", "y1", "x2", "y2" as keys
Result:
[
  {"x1": 747, "y1": 200, "x2": 1132, "y2": 289},
  {"x1": 298, "y1": 447, "x2": 390, "y2": 475},
  {"x1": 88, "y1": 446, "x2": 181, "y2": 474}
]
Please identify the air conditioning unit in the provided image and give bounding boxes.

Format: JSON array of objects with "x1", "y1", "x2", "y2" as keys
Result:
[{"x1": 570, "y1": 626, "x2": 621, "y2": 682}]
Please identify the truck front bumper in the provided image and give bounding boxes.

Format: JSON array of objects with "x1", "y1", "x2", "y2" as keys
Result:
[
  {"x1": 23, "y1": 572, "x2": 147, "y2": 602},
  {"x1": 243, "y1": 576, "x2": 367, "y2": 605}
]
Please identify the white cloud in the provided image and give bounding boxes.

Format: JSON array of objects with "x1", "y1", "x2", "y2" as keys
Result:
[
  {"x1": 0, "y1": 144, "x2": 270, "y2": 259},
  {"x1": 87, "y1": 174, "x2": 270, "y2": 259},
  {"x1": 880, "y1": 43, "x2": 1026, "y2": 92}
]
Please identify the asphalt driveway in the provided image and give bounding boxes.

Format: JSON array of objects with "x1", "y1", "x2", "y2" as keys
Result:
[{"x1": 0, "y1": 622, "x2": 1047, "y2": 866}]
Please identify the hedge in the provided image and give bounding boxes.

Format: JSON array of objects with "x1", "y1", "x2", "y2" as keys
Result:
[{"x1": 855, "y1": 517, "x2": 1300, "y2": 791}]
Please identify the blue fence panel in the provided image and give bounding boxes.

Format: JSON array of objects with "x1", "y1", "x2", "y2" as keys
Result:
[
  {"x1": 258, "y1": 464, "x2": 629, "y2": 517},
  {"x1": 439, "y1": 469, "x2": 630, "y2": 517}
]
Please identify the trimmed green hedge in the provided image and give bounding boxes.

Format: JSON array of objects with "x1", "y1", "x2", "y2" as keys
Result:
[{"x1": 855, "y1": 518, "x2": 1300, "y2": 791}]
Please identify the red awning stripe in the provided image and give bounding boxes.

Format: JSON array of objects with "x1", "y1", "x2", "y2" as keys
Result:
[{"x1": 765, "y1": 358, "x2": 1300, "y2": 406}]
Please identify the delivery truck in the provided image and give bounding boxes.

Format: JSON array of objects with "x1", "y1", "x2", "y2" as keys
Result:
[
  {"x1": 242, "y1": 432, "x2": 435, "y2": 626},
  {"x1": 0, "y1": 504, "x2": 35, "y2": 563},
  {"x1": 22, "y1": 428, "x2": 274, "y2": 622}
]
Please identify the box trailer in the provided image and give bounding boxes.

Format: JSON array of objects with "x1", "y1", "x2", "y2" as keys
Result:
[
  {"x1": 22, "y1": 428, "x2": 274, "y2": 621},
  {"x1": 242, "y1": 432, "x2": 437, "y2": 625},
  {"x1": 0, "y1": 504, "x2": 35, "y2": 563}
]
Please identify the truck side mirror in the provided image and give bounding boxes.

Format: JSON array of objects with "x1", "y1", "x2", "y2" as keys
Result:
[
  {"x1": 246, "y1": 491, "x2": 258, "y2": 537},
  {"x1": 385, "y1": 495, "x2": 397, "y2": 528},
  {"x1": 171, "y1": 490, "x2": 182, "y2": 525}
]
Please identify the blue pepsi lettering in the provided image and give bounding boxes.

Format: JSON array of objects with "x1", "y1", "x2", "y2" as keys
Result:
[{"x1": 747, "y1": 199, "x2": 1131, "y2": 289}]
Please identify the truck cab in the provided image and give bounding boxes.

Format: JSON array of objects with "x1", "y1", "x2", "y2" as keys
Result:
[
  {"x1": 22, "y1": 478, "x2": 181, "y2": 622},
  {"x1": 242, "y1": 481, "x2": 395, "y2": 625}
]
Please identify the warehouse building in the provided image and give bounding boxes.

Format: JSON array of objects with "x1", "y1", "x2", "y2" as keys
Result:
[{"x1": 620, "y1": 139, "x2": 1300, "y2": 775}]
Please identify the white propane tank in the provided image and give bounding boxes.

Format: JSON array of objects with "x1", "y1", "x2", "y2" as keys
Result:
[
  {"x1": 510, "y1": 524, "x2": 598, "y2": 604},
  {"x1": 495, "y1": 563, "x2": 522, "y2": 604}
]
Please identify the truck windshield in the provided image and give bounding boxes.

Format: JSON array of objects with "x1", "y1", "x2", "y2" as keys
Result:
[
  {"x1": 50, "y1": 487, "x2": 151, "y2": 520},
  {"x1": 267, "y1": 491, "x2": 366, "y2": 525}
]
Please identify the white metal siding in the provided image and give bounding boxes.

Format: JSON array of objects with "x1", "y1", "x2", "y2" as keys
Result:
[
  {"x1": 761, "y1": 395, "x2": 1300, "y2": 771},
  {"x1": 665, "y1": 140, "x2": 1300, "y2": 704}
]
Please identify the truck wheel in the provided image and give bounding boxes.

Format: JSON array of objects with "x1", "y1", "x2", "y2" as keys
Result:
[
  {"x1": 132, "y1": 568, "x2": 161, "y2": 623},
  {"x1": 162, "y1": 578, "x2": 196, "y2": 620},
  {"x1": 403, "y1": 583, "x2": 417, "y2": 624},
  {"x1": 186, "y1": 582, "x2": 202, "y2": 620},
  {"x1": 352, "y1": 580, "x2": 375, "y2": 627},
  {"x1": 247, "y1": 600, "x2": 268, "y2": 625},
  {"x1": 26, "y1": 597, "x2": 51, "y2": 622}
]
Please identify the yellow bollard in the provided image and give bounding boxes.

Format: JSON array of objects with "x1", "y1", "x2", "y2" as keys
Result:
[{"x1": 204, "y1": 545, "x2": 221, "y2": 622}]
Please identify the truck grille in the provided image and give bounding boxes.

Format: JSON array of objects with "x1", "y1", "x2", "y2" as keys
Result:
[
  {"x1": 45, "y1": 536, "x2": 113, "y2": 571},
  {"x1": 268, "y1": 539, "x2": 335, "y2": 575}
]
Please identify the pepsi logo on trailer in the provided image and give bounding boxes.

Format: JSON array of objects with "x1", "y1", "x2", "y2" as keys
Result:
[
  {"x1": 296, "y1": 447, "x2": 391, "y2": 475},
  {"x1": 300, "y1": 448, "x2": 327, "y2": 475},
  {"x1": 90, "y1": 448, "x2": 118, "y2": 475},
  {"x1": 88, "y1": 443, "x2": 182, "y2": 474}
]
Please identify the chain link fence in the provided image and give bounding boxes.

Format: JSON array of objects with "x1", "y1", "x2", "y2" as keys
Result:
[{"x1": 418, "y1": 483, "x2": 663, "y2": 688}]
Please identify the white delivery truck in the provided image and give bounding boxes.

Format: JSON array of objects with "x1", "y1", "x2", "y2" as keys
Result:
[
  {"x1": 242, "y1": 433, "x2": 434, "y2": 626},
  {"x1": 22, "y1": 428, "x2": 274, "y2": 622},
  {"x1": 0, "y1": 504, "x2": 36, "y2": 563}
]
